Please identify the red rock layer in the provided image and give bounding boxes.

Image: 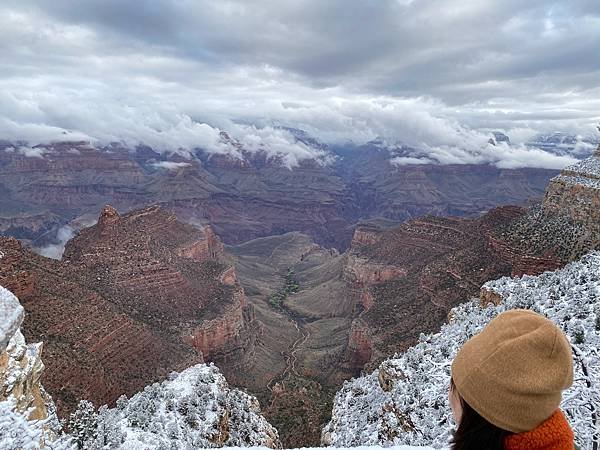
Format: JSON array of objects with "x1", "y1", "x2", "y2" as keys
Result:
[
  {"x1": 0, "y1": 205, "x2": 257, "y2": 418},
  {"x1": 341, "y1": 205, "x2": 564, "y2": 369}
]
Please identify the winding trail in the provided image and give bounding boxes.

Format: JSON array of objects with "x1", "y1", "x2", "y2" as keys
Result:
[{"x1": 266, "y1": 303, "x2": 311, "y2": 391}]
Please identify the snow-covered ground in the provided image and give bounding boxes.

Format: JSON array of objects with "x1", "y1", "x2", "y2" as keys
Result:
[
  {"x1": 324, "y1": 252, "x2": 600, "y2": 449},
  {"x1": 222, "y1": 447, "x2": 436, "y2": 450},
  {"x1": 69, "y1": 363, "x2": 280, "y2": 449}
]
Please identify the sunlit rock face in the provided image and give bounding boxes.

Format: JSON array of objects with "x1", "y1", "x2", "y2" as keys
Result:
[{"x1": 0, "y1": 285, "x2": 58, "y2": 425}]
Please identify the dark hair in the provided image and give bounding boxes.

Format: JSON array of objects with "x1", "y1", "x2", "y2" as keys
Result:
[{"x1": 450, "y1": 379, "x2": 512, "y2": 450}]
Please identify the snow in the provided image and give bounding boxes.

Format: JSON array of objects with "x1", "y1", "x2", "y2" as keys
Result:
[
  {"x1": 324, "y1": 252, "x2": 600, "y2": 449},
  {"x1": 222, "y1": 447, "x2": 436, "y2": 450},
  {"x1": 555, "y1": 174, "x2": 600, "y2": 190},
  {"x1": 555, "y1": 154, "x2": 600, "y2": 189},
  {"x1": 564, "y1": 155, "x2": 600, "y2": 178},
  {"x1": 71, "y1": 363, "x2": 280, "y2": 449},
  {"x1": 0, "y1": 399, "x2": 72, "y2": 450},
  {"x1": 0, "y1": 285, "x2": 24, "y2": 352}
]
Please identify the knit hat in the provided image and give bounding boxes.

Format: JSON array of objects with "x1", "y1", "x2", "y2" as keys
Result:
[{"x1": 451, "y1": 309, "x2": 573, "y2": 433}]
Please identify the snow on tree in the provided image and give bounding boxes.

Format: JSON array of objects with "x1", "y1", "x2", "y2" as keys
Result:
[
  {"x1": 69, "y1": 400, "x2": 98, "y2": 449},
  {"x1": 74, "y1": 363, "x2": 280, "y2": 449},
  {"x1": 323, "y1": 252, "x2": 600, "y2": 450},
  {"x1": 0, "y1": 398, "x2": 74, "y2": 450}
]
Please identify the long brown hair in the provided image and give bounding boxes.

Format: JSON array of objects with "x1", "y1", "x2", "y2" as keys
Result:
[{"x1": 450, "y1": 379, "x2": 512, "y2": 450}]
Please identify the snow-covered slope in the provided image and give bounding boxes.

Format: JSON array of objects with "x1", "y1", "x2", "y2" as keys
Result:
[
  {"x1": 74, "y1": 363, "x2": 280, "y2": 449},
  {"x1": 323, "y1": 252, "x2": 600, "y2": 449}
]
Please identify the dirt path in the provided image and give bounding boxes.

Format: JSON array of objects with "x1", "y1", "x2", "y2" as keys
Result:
[{"x1": 266, "y1": 303, "x2": 310, "y2": 391}]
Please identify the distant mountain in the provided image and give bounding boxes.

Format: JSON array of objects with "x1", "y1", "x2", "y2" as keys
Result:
[
  {"x1": 0, "y1": 137, "x2": 557, "y2": 251},
  {"x1": 527, "y1": 132, "x2": 598, "y2": 157}
]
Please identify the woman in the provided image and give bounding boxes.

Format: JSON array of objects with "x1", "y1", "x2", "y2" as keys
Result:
[{"x1": 449, "y1": 309, "x2": 576, "y2": 450}]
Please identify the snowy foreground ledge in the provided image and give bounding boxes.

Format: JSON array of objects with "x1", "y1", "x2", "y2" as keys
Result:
[
  {"x1": 222, "y1": 447, "x2": 436, "y2": 450},
  {"x1": 324, "y1": 252, "x2": 600, "y2": 449}
]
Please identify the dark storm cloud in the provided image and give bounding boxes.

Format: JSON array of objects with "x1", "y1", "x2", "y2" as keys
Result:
[{"x1": 0, "y1": 0, "x2": 599, "y2": 168}]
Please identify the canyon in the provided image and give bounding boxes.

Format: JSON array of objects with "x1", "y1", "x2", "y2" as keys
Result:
[
  {"x1": 0, "y1": 139, "x2": 557, "y2": 251},
  {"x1": 0, "y1": 205, "x2": 258, "y2": 419},
  {"x1": 1, "y1": 140, "x2": 599, "y2": 446}
]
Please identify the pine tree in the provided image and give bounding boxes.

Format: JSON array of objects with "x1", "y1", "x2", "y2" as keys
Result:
[{"x1": 68, "y1": 400, "x2": 98, "y2": 449}]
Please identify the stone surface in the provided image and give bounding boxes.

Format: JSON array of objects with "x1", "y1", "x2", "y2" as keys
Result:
[
  {"x1": 0, "y1": 205, "x2": 258, "y2": 419},
  {"x1": 0, "y1": 286, "x2": 57, "y2": 424}
]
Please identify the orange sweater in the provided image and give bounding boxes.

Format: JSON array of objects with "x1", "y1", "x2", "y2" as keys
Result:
[{"x1": 504, "y1": 410, "x2": 574, "y2": 450}]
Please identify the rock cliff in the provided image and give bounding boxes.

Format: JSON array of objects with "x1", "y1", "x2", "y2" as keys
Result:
[
  {"x1": 0, "y1": 205, "x2": 258, "y2": 420},
  {"x1": 324, "y1": 252, "x2": 600, "y2": 449},
  {"x1": 0, "y1": 285, "x2": 59, "y2": 434}
]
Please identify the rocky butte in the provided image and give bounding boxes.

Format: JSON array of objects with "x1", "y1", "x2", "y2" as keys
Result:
[{"x1": 0, "y1": 205, "x2": 258, "y2": 418}]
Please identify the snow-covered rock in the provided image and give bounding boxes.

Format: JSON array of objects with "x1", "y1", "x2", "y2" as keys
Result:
[
  {"x1": 0, "y1": 285, "x2": 64, "y2": 448},
  {"x1": 74, "y1": 363, "x2": 281, "y2": 449},
  {"x1": 0, "y1": 285, "x2": 23, "y2": 352},
  {"x1": 323, "y1": 252, "x2": 600, "y2": 449}
]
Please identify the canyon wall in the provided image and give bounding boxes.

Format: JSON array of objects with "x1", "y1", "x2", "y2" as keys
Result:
[{"x1": 0, "y1": 205, "x2": 258, "y2": 419}]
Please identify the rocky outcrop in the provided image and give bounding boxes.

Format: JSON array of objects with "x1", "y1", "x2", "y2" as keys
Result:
[
  {"x1": 543, "y1": 151, "x2": 600, "y2": 238},
  {"x1": 479, "y1": 287, "x2": 503, "y2": 307},
  {"x1": 82, "y1": 364, "x2": 281, "y2": 449},
  {"x1": 0, "y1": 205, "x2": 258, "y2": 420},
  {"x1": 0, "y1": 286, "x2": 56, "y2": 424},
  {"x1": 190, "y1": 289, "x2": 256, "y2": 362},
  {"x1": 343, "y1": 320, "x2": 374, "y2": 373},
  {"x1": 344, "y1": 255, "x2": 407, "y2": 284}
]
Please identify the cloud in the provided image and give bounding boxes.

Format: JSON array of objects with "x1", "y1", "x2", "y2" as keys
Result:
[
  {"x1": 33, "y1": 225, "x2": 75, "y2": 259},
  {"x1": 391, "y1": 156, "x2": 434, "y2": 166},
  {"x1": 0, "y1": 1, "x2": 598, "y2": 170},
  {"x1": 151, "y1": 161, "x2": 192, "y2": 170},
  {"x1": 32, "y1": 215, "x2": 99, "y2": 259}
]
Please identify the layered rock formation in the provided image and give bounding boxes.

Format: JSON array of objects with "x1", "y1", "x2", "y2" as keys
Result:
[
  {"x1": 338, "y1": 151, "x2": 600, "y2": 371},
  {"x1": 0, "y1": 205, "x2": 258, "y2": 419},
  {"x1": 0, "y1": 139, "x2": 557, "y2": 251},
  {"x1": 323, "y1": 252, "x2": 600, "y2": 449},
  {"x1": 340, "y1": 208, "x2": 525, "y2": 368}
]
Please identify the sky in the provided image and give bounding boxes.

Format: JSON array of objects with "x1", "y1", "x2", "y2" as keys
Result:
[{"x1": 1, "y1": 0, "x2": 599, "y2": 168}]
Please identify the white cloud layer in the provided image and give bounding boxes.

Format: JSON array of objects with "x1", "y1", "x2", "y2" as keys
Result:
[{"x1": 0, "y1": 1, "x2": 599, "y2": 169}]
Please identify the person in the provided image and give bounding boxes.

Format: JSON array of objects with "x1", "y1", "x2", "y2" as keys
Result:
[{"x1": 449, "y1": 309, "x2": 576, "y2": 450}]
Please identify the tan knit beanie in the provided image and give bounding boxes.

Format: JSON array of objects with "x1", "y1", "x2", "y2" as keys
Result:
[{"x1": 451, "y1": 309, "x2": 573, "y2": 433}]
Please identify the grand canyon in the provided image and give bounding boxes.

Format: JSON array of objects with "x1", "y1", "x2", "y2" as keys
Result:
[
  {"x1": 2, "y1": 2, "x2": 599, "y2": 449},
  {"x1": 2, "y1": 137, "x2": 599, "y2": 446}
]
